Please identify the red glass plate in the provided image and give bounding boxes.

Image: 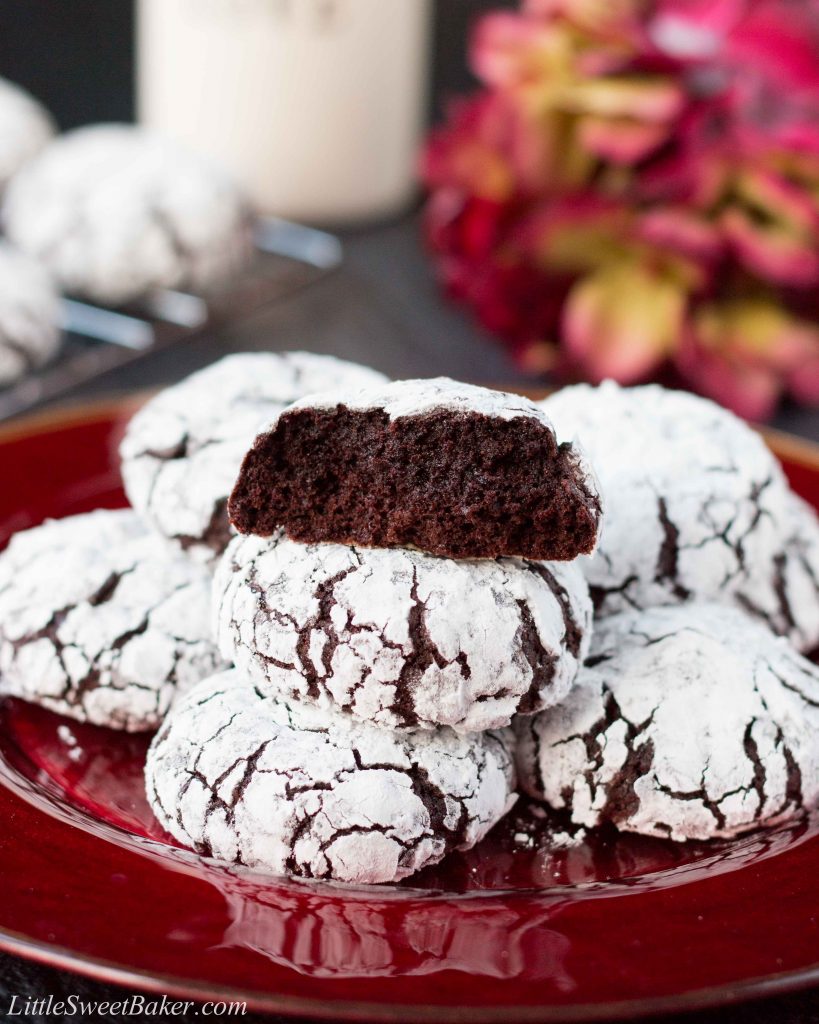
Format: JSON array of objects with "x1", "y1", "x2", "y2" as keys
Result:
[{"x1": 1, "y1": 401, "x2": 819, "y2": 1022}]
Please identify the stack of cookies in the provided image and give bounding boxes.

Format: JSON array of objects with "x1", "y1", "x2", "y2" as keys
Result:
[
  {"x1": 515, "y1": 382, "x2": 819, "y2": 844},
  {"x1": 0, "y1": 351, "x2": 387, "y2": 732},
  {"x1": 7, "y1": 349, "x2": 818, "y2": 883},
  {"x1": 145, "y1": 378, "x2": 603, "y2": 884}
]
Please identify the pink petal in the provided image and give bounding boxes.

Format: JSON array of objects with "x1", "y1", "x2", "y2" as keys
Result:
[
  {"x1": 471, "y1": 12, "x2": 552, "y2": 90},
  {"x1": 579, "y1": 116, "x2": 669, "y2": 163},
  {"x1": 523, "y1": 0, "x2": 642, "y2": 34},
  {"x1": 421, "y1": 93, "x2": 548, "y2": 201},
  {"x1": 722, "y1": 209, "x2": 819, "y2": 286},
  {"x1": 562, "y1": 264, "x2": 685, "y2": 382},
  {"x1": 726, "y1": 9, "x2": 819, "y2": 93},
  {"x1": 776, "y1": 122, "x2": 819, "y2": 159},
  {"x1": 637, "y1": 208, "x2": 723, "y2": 261},
  {"x1": 738, "y1": 170, "x2": 819, "y2": 235},
  {"x1": 564, "y1": 78, "x2": 685, "y2": 122},
  {"x1": 651, "y1": 0, "x2": 746, "y2": 37},
  {"x1": 675, "y1": 327, "x2": 782, "y2": 421},
  {"x1": 692, "y1": 360, "x2": 782, "y2": 420},
  {"x1": 519, "y1": 194, "x2": 630, "y2": 273}
]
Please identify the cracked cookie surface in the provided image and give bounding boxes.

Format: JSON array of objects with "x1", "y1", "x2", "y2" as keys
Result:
[
  {"x1": 120, "y1": 352, "x2": 388, "y2": 562},
  {"x1": 214, "y1": 531, "x2": 592, "y2": 732},
  {"x1": 542, "y1": 382, "x2": 794, "y2": 620},
  {"x1": 0, "y1": 242, "x2": 60, "y2": 386},
  {"x1": 0, "y1": 509, "x2": 226, "y2": 731},
  {"x1": 145, "y1": 668, "x2": 517, "y2": 884},
  {"x1": 515, "y1": 603, "x2": 819, "y2": 841},
  {"x1": 736, "y1": 493, "x2": 819, "y2": 654},
  {"x1": 0, "y1": 77, "x2": 54, "y2": 193},
  {"x1": 3, "y1": 124, "x2": 252, "y2": 305},
  {"x1": 229, "y1": 377, "x2": 602, "y2": 561}
]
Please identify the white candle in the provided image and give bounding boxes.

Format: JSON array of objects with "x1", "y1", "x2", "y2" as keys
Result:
[{"x1": 137, "y1": 0, "x2": 431, "y2": 223}]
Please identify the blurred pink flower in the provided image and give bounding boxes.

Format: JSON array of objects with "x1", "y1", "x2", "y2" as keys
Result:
[
  {"x1": 421, "y1": 0, "x2": 819, "y2": 418},
  {"x1": 677, "y1": 300, "x2": 819, "y2": 419},
  {"x1": 563, "y1": 261, "x2": 687, "y2": 381}
]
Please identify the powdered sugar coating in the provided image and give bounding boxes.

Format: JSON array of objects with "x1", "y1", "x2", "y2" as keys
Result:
[
  {"x1": 0, "y1": 77, "x2": 54, "y2": 192},
  {"x1": 0, "y1": 509, "x2": 225, "y2": 731},
  {"x1": 0, "y1": 242, "x2": 60, "y2": 386},
  {"x1": 146, "y1": 669, "x2": 517, "y2": 884},
  {"x1": 3, "y1": 124, "x2": 252, "y2": 305},
  {"x1": 120, "y1": 352, "x2": 388, "y2": 561},
  {"x1": 289, "y1": 376, "x2": 574, "y2": 424},
  {"x1": 736, "y1": 493, "x2": 819, "y2": 654},
  {"x1": 214, "y1": 531, "x2": 592, "y2": 733},
  {"x1": 515, "y1": 603, "x2": 819, "y2": 841},
  {"x1": 542, "y1": 382, "x2": 793, "y2": 617}
]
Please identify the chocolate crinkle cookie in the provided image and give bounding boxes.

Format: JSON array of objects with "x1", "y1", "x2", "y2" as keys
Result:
[
  {"x1": 515, "y1": 604, "x2": 819, "y2": 842},
  {"x1": 120, "y1": 352, "x2": 388, "y2": 562},
  {"x1": 0, "y1": 77, "x2": 54, "y2": 193},
  {"x1": 213, "y1": 531, "x2": 592, "y2": 733},
  {"x1": 2, "y1": 124, "x2": 252, "y2": 305},
  {"x1": 145, "y1": 669, "x2": 518, "y2": 884},
  {"x1": 0, "y1": 242, "x2": 61, "y2": 386},
  {"x1": 0, "y1": 509, "x2": 226, "y2": 731},
  {"x1": 542, "y1": 382, "x2": 795, "y2": 620},
  {"x1": 228, "y1": 377, "x2": 602, "y2": 561},
  {"x1": 735, "y1": 493, "x2": 819, "y2": 654}
]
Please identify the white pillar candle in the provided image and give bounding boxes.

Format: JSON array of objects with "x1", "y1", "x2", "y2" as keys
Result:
[{"x1": 137, "y1": 0, "x2": 431, "y2": 223}]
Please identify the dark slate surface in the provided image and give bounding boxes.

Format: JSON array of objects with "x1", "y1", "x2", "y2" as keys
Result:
[{"x1": 61, "y1": 216, "x2": 819, "y2": 442}]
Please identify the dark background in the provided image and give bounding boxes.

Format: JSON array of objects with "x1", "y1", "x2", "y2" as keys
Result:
[
  {"x1": 0, "y1": 3, "x2": 818, "y2": 1023},
  {"x1": 0, "y1": 0, "x2": 514, "y2": 131}
]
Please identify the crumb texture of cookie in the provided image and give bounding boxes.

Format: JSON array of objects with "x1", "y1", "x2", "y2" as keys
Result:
[
  {"x1": 3, "y1": 124, "x2": 251, "y2": 305},
  {"x1": 145, "y1": 669, "x2": 518, "y2": 884},
  {"x1": 229, "y1": 377, "x2": 602, "y2": 561},
  {"x1": 120, "y1": 352, "x2": 388, "y2": 561},
  {"x1": 0, "y1": 509, "x2": 225, "y2": 731},
  {"x1": 230, "y1": 380, "x2": 601, "y2": 561},
  {"x1": 0, "y1": 242, "x2": 60, "y2": 386},
  {"x1": 515, "y1": 603, "x2": 819, "y2": 841},
  {"x1": 542, "y1": 382, "x2": 793, "y2": 617},
  {"x1": 0, "y1": 77, "x2": 54, "y2": 192},
  {"x1": 214, "y1": 531, "x2": 592, "y2": 732}
]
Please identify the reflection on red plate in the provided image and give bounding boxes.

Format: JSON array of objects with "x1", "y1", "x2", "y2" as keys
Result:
[{"x1": 1, "y1": 401, "x2": 819, "y2": 1021}]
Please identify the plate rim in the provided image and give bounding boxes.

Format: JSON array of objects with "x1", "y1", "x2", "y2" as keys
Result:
[
  {"x1": 2, "y1": 395, "x2": 819, "y2": 1022},
  {"x1": 2, "y1": 925, "x2": 819, "y2": 1024}
]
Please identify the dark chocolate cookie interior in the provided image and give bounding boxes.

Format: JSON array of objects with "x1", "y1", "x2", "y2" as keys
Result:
[{"x1": 229, "y1": 406, "x2": 600, "y2": 560}]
